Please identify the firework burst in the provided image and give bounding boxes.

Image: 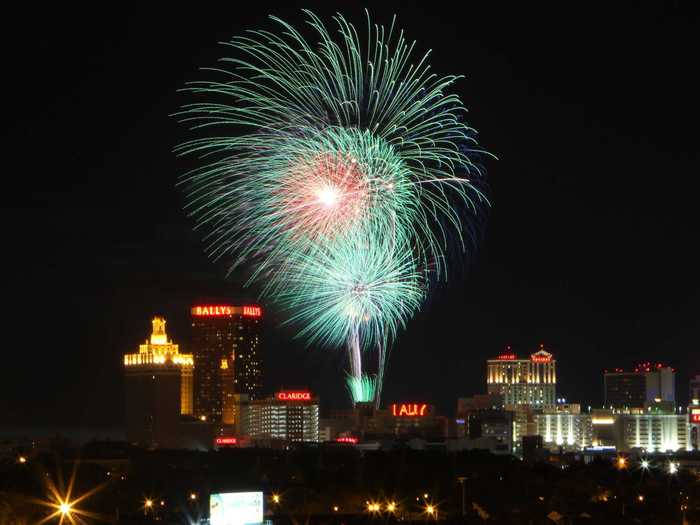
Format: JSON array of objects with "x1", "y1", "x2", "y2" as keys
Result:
[{"x1": 177, "y1": 10, "x2": 490, "y2": 405}]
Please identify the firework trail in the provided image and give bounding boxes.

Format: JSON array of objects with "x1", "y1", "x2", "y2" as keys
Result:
[{"x1": 177, "y1": 10, "x2": 489, "y2": 406}]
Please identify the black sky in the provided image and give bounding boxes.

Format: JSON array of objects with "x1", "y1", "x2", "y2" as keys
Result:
[{"x1": 2, "y1": 3, "x2": 699, "y2": 427}]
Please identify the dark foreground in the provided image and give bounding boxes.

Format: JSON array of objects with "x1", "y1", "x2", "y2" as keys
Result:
[{"x1": 1, "y1": 441, "x2": 699, "y2": 524}]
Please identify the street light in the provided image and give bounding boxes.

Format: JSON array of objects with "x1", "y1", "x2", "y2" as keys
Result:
[
  {"x1": 640, "y1": 459, "x2": 650, "y2": 470},
  {"x1": 272, "y1": 494, "x2": 280, "y2": 504},
  {"x1": 386, "y1": 501, "x2": 397, "y2": 513},
  {"x1": 58, "y1": 502, "x2": 72, "y2": 516},
  {"x1": 669, "y1": 462, "x2": 678, "y2": 475},
  {"x1": 637, "y1": 494, "x2": 644, "y2": 502},
  {"x1": 616, "y1": 456, "x2": 627, "y2": 469},
  {"x1": 189, "y1": 492, "x2": 197, "y2": 501}
]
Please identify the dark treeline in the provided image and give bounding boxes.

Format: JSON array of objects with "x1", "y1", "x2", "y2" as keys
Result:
[{"x1": 1, "y1": 442, "x2": 698, "y2": 524}]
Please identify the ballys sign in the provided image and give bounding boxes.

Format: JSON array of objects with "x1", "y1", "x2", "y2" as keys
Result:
[{"x1": 391, "y1": 403, "x2": 429, "y2": 417}]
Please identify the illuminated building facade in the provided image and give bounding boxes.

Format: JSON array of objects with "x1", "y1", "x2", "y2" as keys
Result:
[
  {"x1": 243, "y1": 391, "x2": 320, "y2": 443},
  {"x1": 534, "y1": 413, "x2": 592, "y2": 451},
  {"x1": 486, "y1": 346, "x2": 556, "y2": 407},
  {"x1": 190, "y1": 304, "x2": 262, "y2": 423},
  {"x1": 123, "y1": 317, "x2": 194, "y2": 448},
  {"x1": 616, "y1": 414, "x2": 690, "y2": 452}
]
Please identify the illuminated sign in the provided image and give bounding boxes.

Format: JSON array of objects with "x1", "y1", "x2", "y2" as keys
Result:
[
  {"x1": 215, "y1": 437, "x2": 238, "y2": 446},
  {"x1": 497, "y1": 353, "x2": 517, "y2": 360},
  {"x1": 391, "y1": 403, "x2": 428, "y2": 417},
  {"x1": 210, "y1": 492, "x2": 263, "y2": 525},
  {"x1": 243, "y1": 305, "x2": 262, "y2": 317},
  {"x1": 336, "y1": 436, "x2": 358, "y2": 444},
  {"x1": 276, "y1": 391, "x2": 311, "y2": 401},
  {"x1": 193, "y1": 305, "x2": 233, "y2": 316},
  {"x1": 191, "y1": 305, "x2": 262, "y2": 317},
  {"x1": 692, "y1": 414, "x2": 700, "y2": 423},
  {"x1": 592, "y1": 418, "x2": 615, "y2": 425},
  {"x1": 530, "y1": 351, "x2": 553, "y2": 363}
]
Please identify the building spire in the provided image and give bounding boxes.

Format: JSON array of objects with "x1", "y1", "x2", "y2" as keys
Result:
[{"x1": 151, "y1": 317, "x2": 168, "y2": 345}]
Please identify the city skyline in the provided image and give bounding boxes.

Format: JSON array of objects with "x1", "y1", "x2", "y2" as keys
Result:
[{"x1": 2, "y1": 3, "x2": 700, "y2": 426}]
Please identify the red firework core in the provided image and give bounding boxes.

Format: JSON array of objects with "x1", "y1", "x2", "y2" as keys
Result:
[{"x1": 280, "y1": 152, "x2": 369, "y2": 239}]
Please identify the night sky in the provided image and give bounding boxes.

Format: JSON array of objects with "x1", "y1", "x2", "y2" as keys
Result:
[{"x1": 3, "y1": 3, "x2": 699, "y2": 427}]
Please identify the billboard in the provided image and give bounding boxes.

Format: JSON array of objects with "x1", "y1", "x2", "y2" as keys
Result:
[{"x1": 210, "y1": 491, "x2": 263, "y2": 525}]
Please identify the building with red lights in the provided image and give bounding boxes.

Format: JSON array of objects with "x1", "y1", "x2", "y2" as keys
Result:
[
  {"x1": 239, "y1": 390, "x2": 320, "y2": 444},
  {"x1": 603, "y1": 363, "x2": 675, "y2": 410},
  {"x1": 486, "y1": 346, "x2": 556, "y2": 407},
  {"x1": 190, "y1": 304, "x2": 263, "y2": 423},
  {"x1": 323, "y1": 403, "x2": 448, "y2": 442}
]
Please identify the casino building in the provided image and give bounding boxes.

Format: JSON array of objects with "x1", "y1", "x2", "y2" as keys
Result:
[
  {"x1": 190, "y1": 304, "x2": 263, "y2": 423},
  {"x1": 123, "y1": 317, "x2": 194, "y2": 448},
  {"x1": 238, "y1": 390, "x2": 320, "y2": 444},
  {"x1": 486, "y1": 346, "x2": 556, "y2": 407}
]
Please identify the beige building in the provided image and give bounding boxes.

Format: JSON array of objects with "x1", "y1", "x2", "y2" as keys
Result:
[{"x1": 487, "y1": 346, "x2": 556, "y2": 407}]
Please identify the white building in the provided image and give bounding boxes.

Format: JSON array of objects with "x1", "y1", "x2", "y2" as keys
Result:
[
  {"x1": 535, "y1": 413, "x2": 593, "y2": 451},
  {"x1": 617, "y1": 414, "x2": 689, "y2": 452},
  {"x1": 244, "y1": 391, "x2": 320, "y2": 443}
]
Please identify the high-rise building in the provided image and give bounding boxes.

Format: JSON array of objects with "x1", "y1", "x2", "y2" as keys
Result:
[
  {"x1": 242, "y1": 390, "x2": 320, "y2": 443},
  {"x1": 603, "y1": 370, "x2": 646, "y2": 409},
  {"x1": 190, "y1": 304, "x2": 263, "y2": 423},
  {"x1": 486, "y1": 346, "x2": 556, "y2": 407},
  {"x1": 690, "y1": 374, "x2": 700, "y2": 404},
  {"x1": 124, "y1": 317, "x2": 194, "y2": 448},
  {"x1": 604, "y1": 363, "x2": 675, "y2": 410}
]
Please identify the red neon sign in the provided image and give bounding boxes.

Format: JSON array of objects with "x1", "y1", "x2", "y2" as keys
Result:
[
  {"x1": 215, "y1": 437, "x2": 237, "y2": 445},
  {"x1": 391, "y1": 403, "x2": 428, "y2": 417},
  {"x1": 336, "y1": 436, "x2": 358, "y2": 444},
  {"x1": 191, "y1": 305, "x2": 262, "y2": 317},
  {"x1": 276, "y1": 391, "x2": 311, "y2": 401},
  {"x1": 497, "y1": 354, "x2": 517, "y2": 360},
  {"x1": 192, "y1": 305, "x2": 233, "y2": 316},
  {"x1": 692, "y1": 414, "x2": 700, "y2": 423},
  {"x1": 243, "y1": 305, "x2": 262, "y2": 317}
]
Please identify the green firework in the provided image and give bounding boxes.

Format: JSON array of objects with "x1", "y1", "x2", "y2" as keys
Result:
[{"x1": 176, "y1": 10, "x2": 490, "y2": 406}]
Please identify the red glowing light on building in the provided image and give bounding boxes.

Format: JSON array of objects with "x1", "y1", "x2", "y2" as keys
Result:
[
  {"x1": 336, "y1": 436, "x2": 358, "y2": 444},
  {"x1": 215, "y1": 437, "x2": 238, "y2": 446},
  {"x1": 243, "y1": 305, "x2": 262, "y2": 317},
  {"x1": 497, "y1": 354, "x2": 517, "y2": 360},
  {"x1": 691, "y1": 414, "x2": 700, "y2": 423},
  {"x1": 190, "y1": 305, "x2": 262, "y2": 317},
  {"x1": 276, "y1": 391, "x2": 312, "y2": 401},
  {"x1": 391, "y1": 403, "x2": 429, "y2": 417},
  {"x1": 192, "y1": 305, "x2": 233, "y2": 316}
]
